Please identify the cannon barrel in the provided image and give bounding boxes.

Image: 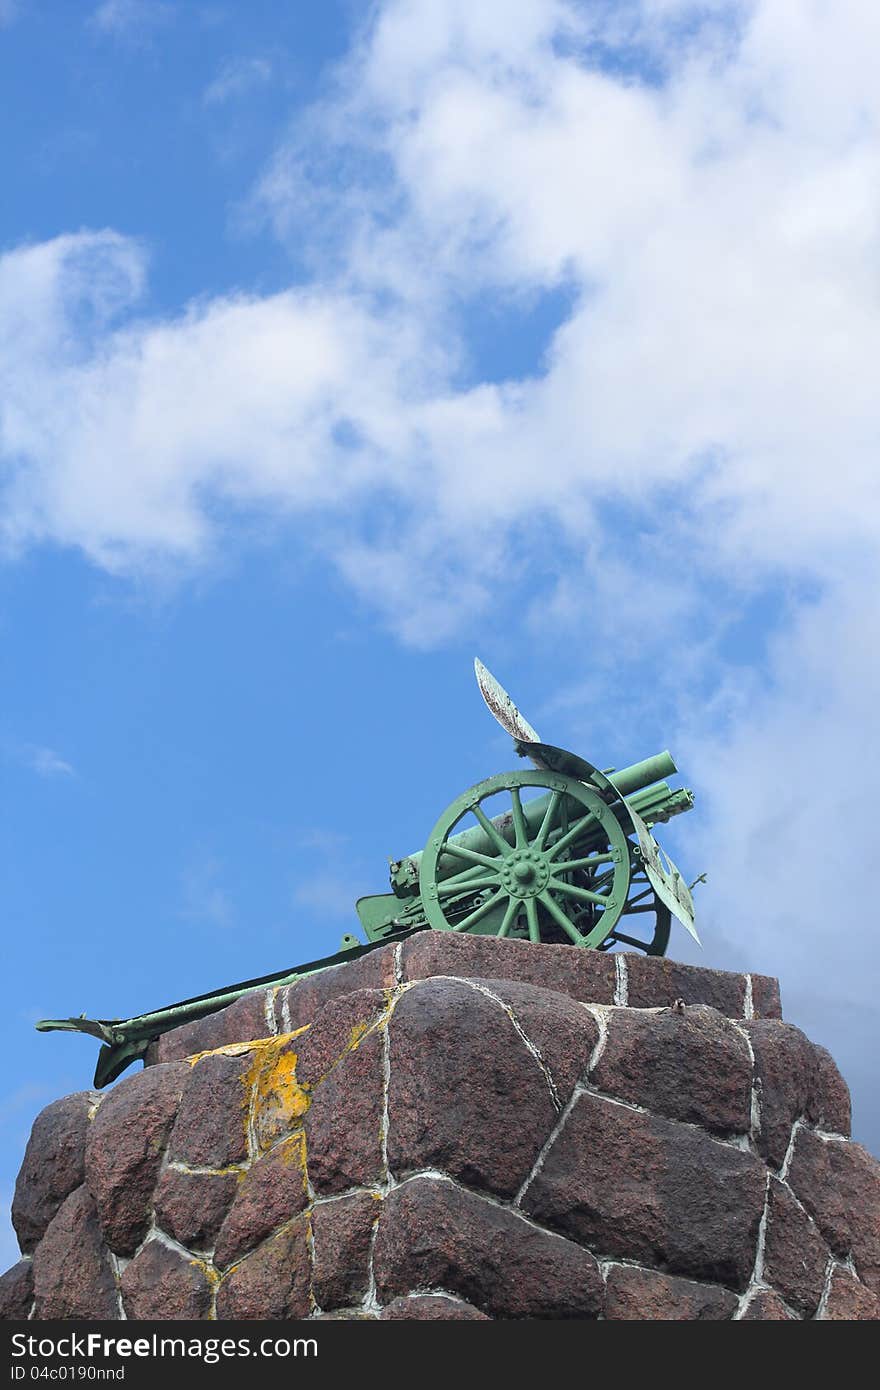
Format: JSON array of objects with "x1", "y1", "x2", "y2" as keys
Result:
[
  {"x1": 396, "y1": 750, "x2": 679, "y2": 885},
  {"x1": 601, "y1": 751, "x2": 677, "y2": 796}
]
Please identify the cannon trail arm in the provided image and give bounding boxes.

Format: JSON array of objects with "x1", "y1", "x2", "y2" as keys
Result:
[{"x1": 36, "y1": 924, "x2": 427, "y2": 1088}]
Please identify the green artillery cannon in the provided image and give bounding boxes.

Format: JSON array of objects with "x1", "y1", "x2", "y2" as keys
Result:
[{"x1": 37, "y1": 662, "x2": 700, "y2": 1087}]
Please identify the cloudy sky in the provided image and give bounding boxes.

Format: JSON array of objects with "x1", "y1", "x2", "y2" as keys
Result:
[{"x1": 2, "y1": 0, "x2": 879, "y2": 1269}]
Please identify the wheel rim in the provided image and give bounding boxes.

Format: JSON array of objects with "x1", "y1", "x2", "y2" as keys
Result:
[
  {"x1": 420, "y1": 771, "x2": 632, "y2": 948},
  {"x1": 596, "y1": 869, "x2": 672, "y2": 956}
]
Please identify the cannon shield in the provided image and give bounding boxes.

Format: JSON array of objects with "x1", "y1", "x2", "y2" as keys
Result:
[{"x1": 623, "y1": 801, "x2": 700, "y2": 943}]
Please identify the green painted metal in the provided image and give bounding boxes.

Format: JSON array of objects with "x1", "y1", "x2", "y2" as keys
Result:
[
  {"x1": 354, "y1": 891, "x2": 429, "y2": 940},
  {"x1": 37, "y1": 925, "x2": 427, "y2": 1087},
  {"x1": 36, "y1": 658, "x2": 699, "y2": 1087},
  {"x1": 420, "y1": 770, "x2": 632, "y2": 948},
  {"x1": 626, "y1": 800, "x2": 699, "y2": 943},
  {"x1": 391, "y1": 759, "x2": 685, "y2": 888}
]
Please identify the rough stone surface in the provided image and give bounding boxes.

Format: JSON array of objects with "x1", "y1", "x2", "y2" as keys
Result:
[
  {"x1": 522, "y1": 1091, "x2": 765, "y2": 1289},
  {"x1": 744, "y1": 1020, "x2": 819, "y2": 1169},
  {"x1": 466, "y1": 977, "x2": 599, "y2": 1102},
  {"x1": 7, "y1": 938, "x2": 875, "y2": 1324},
  {"x1": 786, "y1": 1128, "x2": 880, "y2": 1294},
  {"x1": 215, "y1": 1217, "x2": 311, "y2": 1320},
  {"x1": 293, "y1": 988, "x2": 388, "y2": 1089},
  {"x1": 624, "y1": 955, "x2": 746, "y2": 1017},
  {"x1": 167, "y1": 1052, "x2": 251, "y2": 1169},
  {"x1": 592, "y1": 1005, "x2": 752, "y2": 1135},
  {"x1": 374, "y1": 1177, "x2": 603, "y2": 1319},
  {"x1": 214, "y1": 1135, "x2": 309, "y2": 1269},
  {"x1": 120, "y1": 1240, "x2": 213, "y2": 1320},
  {"x1": 32, "y1": 1186, "x2": 118, "y2": 1320},
  {"x1": 312, "y1": 1310, "x2": 377, "y2": 1320},
  {"x1": 153, "y1": 1168, "x2": 239, "y2": 1251},
  {"x1": 740, "y1": 1290, "x2": 796, "y2": 1320},
  {"x1": 388, "y1": 978, "x2": 557, "y2": 1198},
  {"x1": 275, "y1": 946, "x2": 397, "y2": 1034},
  {"x1": 85, "y1": 1063, "x2": 188, "y2": 1255},
  {"x1": 381, "y1": 1295, "x2": 491, "y2": 1320},
  {"x1": 806, "y1": 1045, "x2": 851, "y2": 1137},
  {"x1": 312, "y1": 1193, "x2": 380, "y2": 1311},
  {"x1": 12, "y1": 1092, "x2": 97, "y2": 1253},
  {"x1": 749, "y1": 973, "x2": 783, "y2": 1020},
  {"x1": 147, "y1": 990, "x2": 275, "y2": 1066},
  {"x1": 305, "y1": 1030, "x2": 385, "y2": 1195},
  {"x1": 399, "y1": 930, "x2": 617, "y2": 1005},
  {"x1": 604, "y1": 1265, "x2": 738, "y2": 1320},
  {"x1": 821, "y1": 1266, "x2": 880, "y2": 1320},
  {"x1": 0, "y1": 1260, "x2": 33, "y2": 1321},
  {"x1": 762, "y1": 1178, "x2": 830, "y2": 1317}
]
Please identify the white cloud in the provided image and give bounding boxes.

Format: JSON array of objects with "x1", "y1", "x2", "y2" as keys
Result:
[
  {"x1": 0, "y1": 231, "x2": 433, "y2": 571},
  {"x1": 3, "y1": 1, "x2": 878, "y2": 627},
  {"x1": 25, "y1": 746, "x2": 75, "y2": 778},
  {"x1": 177, "y1": 855, "x2": 234, "y2": 929},
  {"x1": 681, "y1": 581, "x2": 880, "y2": 1004},
  {"x1": 90, "y1": 0, "x2": 173, "y2": 38},
  {"x1": 2, "y1": 1, "x2": 880, "y2": 1135},
  {"x1": 203, "y1": 57, "x2": 272, "y2": 107},
  {"x1": 293, "y1": 872, "x2": 365, "y2": 921},
  {"x1": 298, "y1": 828, "x2": 350, "y2": 856},
  {"x1": 0, "y1": 1081, "x2": 55, "y2": 1127},
  {"x1": 293, "y1": 829, "x2": 367, "y2": 922}
]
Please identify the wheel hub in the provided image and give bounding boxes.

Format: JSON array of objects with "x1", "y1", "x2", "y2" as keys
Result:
[{"x1": 500, "y1": 849, "x2": 550, "y2": 899}]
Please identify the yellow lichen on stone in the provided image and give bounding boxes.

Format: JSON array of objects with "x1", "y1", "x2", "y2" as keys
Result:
[
  {"x1": 183, "y1": 1024, "x2": 309, "y2": 1069},
  {"x1": 188, "y1": 1256, "x2": 220, "y2": 1287},
  {"x1": 185, "y1": 1038, "x2": 272, "y2": 1067},
  {"x1": 303, "y1": 1012, "x2": 387, "y2": 1089},
  {"x1": 245, "y1": 1036, "x2": 311, "y2": 1155},
  {"x1": 276, "y1": 1131, "x2": 308, "y2": 1171}
]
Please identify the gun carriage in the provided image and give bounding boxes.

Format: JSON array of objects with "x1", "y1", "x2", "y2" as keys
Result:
[{"x1": 37, "y1": 662, "x2": 700, "y2": 1086}]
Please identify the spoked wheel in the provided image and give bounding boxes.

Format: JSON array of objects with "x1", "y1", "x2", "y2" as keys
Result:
[
  {"x1": 595, "y1": 854, "x2": 672, "y2": 957},
  {"x1": 420, "y1": 770, "x2": 634, "y2": 949},
  {"x1": 545, "y1": 835, "x2": 672, "y2": 956}
]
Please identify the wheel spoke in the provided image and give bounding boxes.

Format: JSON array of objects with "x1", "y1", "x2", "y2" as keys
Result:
[
  {"x1": 472, "y1": 803, "x2": 513, "y2": 857},
  {"x1": 496, "y1": 896, "x2": 520, "y2": 939},
  {"x1": 525, "y1": 897, "x2": 541, "y2": 943},
  {"x1": 510, "y1": 786, "x2": 528, "y2": 849},
  {"x1": 554, "y1": 852, "x2": 614, "y2": 871},
  {"x1": 607, "y1": 930, "x2": 650, "y2": 949},
  {"x1": 547, "y1": 812, "x2": 597, "y2": 860},
  {"x1": 441, "y1": 842, "x2": 502, "y2": 872},
  {"x1": 550, "y1": 877, "x2": 609, "y2": 907},
  {"x1": 623, "y1": 886, "x2": 653, "y2": 907},
  {"x1": 534, "y1": 790, "x2": 562, "y2": 851},
  {"x1": 537, "y1": 891, "x2": 587, "y2": 946},
  {"x1": 620, "y1": 902, "x2": 656, "y2": 914},
  {"x1": 451, "y1": 890, "x2": 506, "y2": 933},
  {"x1": 434, "y1": 861, "x2": 495, "y2": 893},
  {"x1": 437, "y1": 875, "x2": 499, "y2": 898}
]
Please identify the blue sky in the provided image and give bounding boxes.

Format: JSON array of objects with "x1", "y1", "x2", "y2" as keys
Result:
[{"x1": 2, "y1": 0, "x2": 880, "y2": 1270}]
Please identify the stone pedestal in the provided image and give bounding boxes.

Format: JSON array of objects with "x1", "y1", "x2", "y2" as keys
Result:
[{"x1": 2, "y1": 934, "x2": 877, "y2": 1320}]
